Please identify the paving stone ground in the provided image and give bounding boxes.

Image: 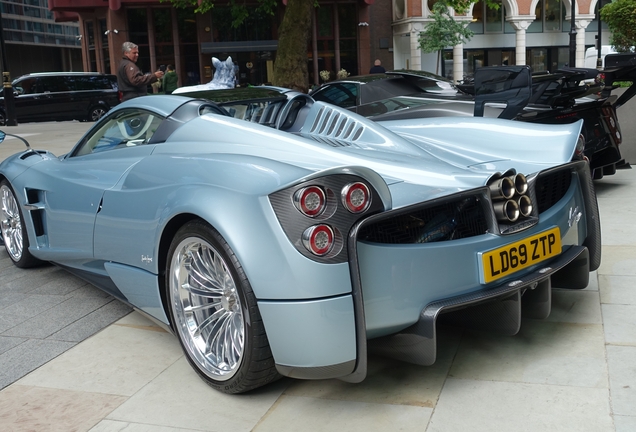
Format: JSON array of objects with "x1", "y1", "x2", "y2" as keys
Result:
[{"x1": 0, "y1": 121, "x2": 133, "y2": 390}]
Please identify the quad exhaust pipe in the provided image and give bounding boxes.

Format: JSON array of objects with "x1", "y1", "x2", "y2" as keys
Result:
[
  {"x1": 493, "y1": 199, "x2": 520, "y2": 222},
  {"x1": 489, "y1": 173, "x2": 532, "y2": 223}
]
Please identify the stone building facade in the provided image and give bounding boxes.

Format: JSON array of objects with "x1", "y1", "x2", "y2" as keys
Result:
[{"x1": 392, "y1": 0, "x2": 611, "y2": 81}]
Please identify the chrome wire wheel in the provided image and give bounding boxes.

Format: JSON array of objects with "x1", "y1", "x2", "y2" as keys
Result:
[
  {"x1": 169, "y1": 236, "x2": 245, "y2": 381},
  {"x1": 0, "y1": 183, "x2": 23, "y2": 262}
]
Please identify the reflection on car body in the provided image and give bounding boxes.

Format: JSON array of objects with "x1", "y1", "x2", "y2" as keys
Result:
[{"x1": 0, "y1": 92, "x2": 600, "y2": 394}]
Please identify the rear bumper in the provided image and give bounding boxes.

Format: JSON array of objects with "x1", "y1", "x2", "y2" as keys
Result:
[
  {"x1": 367, "y1": 245, "x2": 588, "y2": 367},
  {"x1": 262, "y1": 244, "x2": 588, "y2": 382}
]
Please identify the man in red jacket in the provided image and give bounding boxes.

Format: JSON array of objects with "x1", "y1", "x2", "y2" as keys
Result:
[{"x1": 117, "y1": 41, "x2": 164, "y2": 101}]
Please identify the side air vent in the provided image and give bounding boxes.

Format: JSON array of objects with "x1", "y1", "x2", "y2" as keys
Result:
[
  {"x1": 19, "y1": 150, "x2": 46, "y2": 160},
  {"x1": 535, "y1": 169, "x2": 572, "y2": 213},
  {"x1": 358, "y1": 196, "x2": 488, "y2": 244}
]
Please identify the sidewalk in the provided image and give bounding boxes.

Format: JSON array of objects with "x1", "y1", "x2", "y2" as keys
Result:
[{"x1": 0, "y1": 121, "x2": 634, "y2": 431}]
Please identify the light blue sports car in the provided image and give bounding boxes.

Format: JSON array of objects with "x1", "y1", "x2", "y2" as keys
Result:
[{"x1": 0, "y1": 91, "x2": 600, "y2": 394}]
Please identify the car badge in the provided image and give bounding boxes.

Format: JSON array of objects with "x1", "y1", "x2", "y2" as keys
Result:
[{"x1": 141, "y1": 255, "x2": 153, "y2": 264}]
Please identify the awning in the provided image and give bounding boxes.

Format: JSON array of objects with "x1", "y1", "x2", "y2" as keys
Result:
[{"x1": 201, "y1": 40, "x2": 278, "y2": 54}]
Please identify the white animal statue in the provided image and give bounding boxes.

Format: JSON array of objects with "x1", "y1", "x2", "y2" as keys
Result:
[{"x1": 173, "y1": 56, "x2": 236, "y2": 94}]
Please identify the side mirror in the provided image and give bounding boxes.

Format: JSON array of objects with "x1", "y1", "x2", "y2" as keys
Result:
[
  {"x1": 0, "y1": 131, "x2": 5, "y2": 143},
  {"x1": 473, "y1": 65, "x2": 532, "y2": 120}
]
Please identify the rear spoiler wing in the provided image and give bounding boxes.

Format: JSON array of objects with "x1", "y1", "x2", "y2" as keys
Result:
[
  {"x1": 473, "y1": 65, "x2": 532, "y2": 120},
  {"x1": 471, "y1": 62, "x2": 627, "y2": 119},
  {"x1": 602, "y1": 53, "x2": 636, "y2": 109}
]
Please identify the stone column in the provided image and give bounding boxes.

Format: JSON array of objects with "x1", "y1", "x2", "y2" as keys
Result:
[
  {"x1": 410, "y1": 23, "x2": 423, "y2": 71},
  {"x1": 453, "y1": 43, "x2": 463, "y2": 83},
  {"x1": 451, "y1": 15, "x2": 471, "y2": 83},
  {"x1": 507, "y1": 18, "x2": 533, "y2": 65},
  {"x1": 575, "y1": 17, "x2": 593, "y2": 67}
]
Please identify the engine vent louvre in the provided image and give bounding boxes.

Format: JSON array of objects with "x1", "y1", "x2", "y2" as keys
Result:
[{"x1": 308, "y1": 106, "x2": 364, "y2": 142}]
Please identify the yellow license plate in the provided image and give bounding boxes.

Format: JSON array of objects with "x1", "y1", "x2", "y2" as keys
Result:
[{"x1": 480, "y1": 227, "x2": 561, "y2": 284}]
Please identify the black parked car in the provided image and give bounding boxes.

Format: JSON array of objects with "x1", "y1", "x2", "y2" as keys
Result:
[
  {"x1": 0, "y1": 72, "x2": 120, "y2": 125},
  {"x1": 311, "y1": 60, "x2": 636, "y2": 179}
]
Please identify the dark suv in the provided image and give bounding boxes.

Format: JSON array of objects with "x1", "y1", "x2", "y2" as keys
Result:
[{"x1": 0, "y1": 72, "x2": 120, "y2": 125}]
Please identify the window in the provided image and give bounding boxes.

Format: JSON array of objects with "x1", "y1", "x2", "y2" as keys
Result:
[
  {"x1": 73, "y1": 110, "x2": 164, "y2": 157},
  {"x1": 37, "y1": 76, "x2": 71, "y2": 93},
  {"x1": 544, "y1": 0, "x2": 561, "y2": 31},
  {"x1": 485, "y1": 0, "x2": 503, "y2": 33},
  {"x1": 68, "y1": 76, "x2": 114, "y2": 91},
  {"x1": 469, "y1": 1, "x2": 484, "y2": 34},
  {"x1": 14, "y1": 78, "x2": 36, "y2": 95},
  {"x1": 312, "y1": 83, "x2": 359, "y2": 108}
]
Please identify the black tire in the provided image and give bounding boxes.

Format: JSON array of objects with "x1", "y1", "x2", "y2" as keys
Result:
[
  {"x1": 0, "y1": 180, "x2": 42, "y2": 268},
  {"x1": 88, "y1": 105, "x2": 108, "y2": 122},
  {"x1": 166, "y1": 220, "x2": 279, "y2": 394}
]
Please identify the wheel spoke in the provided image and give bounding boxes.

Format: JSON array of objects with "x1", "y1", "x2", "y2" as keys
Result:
[
  {"x1": 183, "y1": 302, "x2": 220, "y2": 313},
  {"x1": 181, "y1": 282, "x2": 221, "y2": 300},
  {"x1": 192, "y1": 307, "x2": 227, "y2": 339},
  {"x1": 188, "y1": 248, "x2": 225, "y2": 293}
]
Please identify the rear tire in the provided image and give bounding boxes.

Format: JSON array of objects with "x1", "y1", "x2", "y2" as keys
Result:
[
  {"x1": 166, "y1": 220, "x2": 279, "y2": 394},
  {"x1": 0, "y1": 180, "x2": 42, "y2": 268}
]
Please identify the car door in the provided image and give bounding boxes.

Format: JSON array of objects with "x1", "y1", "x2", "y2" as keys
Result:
[{"x1": 26, "y1": 108, "x2": 164, "y2": 261}]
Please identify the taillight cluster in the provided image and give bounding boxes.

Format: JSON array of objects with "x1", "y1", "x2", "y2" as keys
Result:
[
  {"x1": 269, "y1": 174, "x2": 382, "y2": 263},
  {"x1": 575, "y1": 133, "x2": 587, "y2": 161},
  {"x1": 297, "y1": 182, "x2": 372, "y2": 256},
  {"x1": 601, "y1": 106, "x2": 621, "y2": 144}
]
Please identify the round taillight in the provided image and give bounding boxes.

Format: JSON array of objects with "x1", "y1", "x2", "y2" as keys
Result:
[
  {"x1": 341, "y1": 182, "x2": 371, "y2": 213},
  {"x1": 575, "y1": 133, "x2": 586, "y2": 158},
  {"x1": 294, "y1": 186, "x2": 326, "y2": 217},
  {"x1": 302, "y1": 225, "x2": 334, "y2": 256}
]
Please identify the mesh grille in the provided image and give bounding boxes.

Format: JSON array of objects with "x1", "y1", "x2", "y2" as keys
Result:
[
  {"x1": 358, "y1": 196, "x2": 488, "y2": 244},
  {"x1": 535, "y1": 169, "x2": 572, "y2": 213}
]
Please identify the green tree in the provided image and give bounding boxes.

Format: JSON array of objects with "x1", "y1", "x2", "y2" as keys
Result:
[
  {"x1": 600, "y1": 0, "x2": 636, "y2": 53},
  {"x1": 166, "y1": 0, "x2": 313, "y2": 92},
  {"x1": 418, "y1": 1, "x2": 474, "y2": 74}
]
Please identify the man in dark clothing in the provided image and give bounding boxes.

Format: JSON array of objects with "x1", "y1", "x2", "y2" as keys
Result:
[
  {"x1": 369, "y1": 59, "x2": 386, "y2": 74},
  {"x1": 117, "y1": 41, "x2": 164, "y2": 101}
]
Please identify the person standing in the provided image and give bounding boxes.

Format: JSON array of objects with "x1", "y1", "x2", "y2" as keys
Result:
[
  {"x1": 117, "y1": 41, "x2": 163, "y2": 101},
  {"x1": 369, "y1": 59, "x2": 386, "y2": 74},
  {"x1": 162, "y1": 64, "x2": 178, "y2": 94}
]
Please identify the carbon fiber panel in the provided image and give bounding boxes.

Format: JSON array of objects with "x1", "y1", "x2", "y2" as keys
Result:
[{"x1": 276, "y1": 360, "x2": 356, "y2": 379}]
